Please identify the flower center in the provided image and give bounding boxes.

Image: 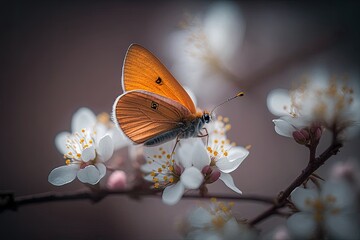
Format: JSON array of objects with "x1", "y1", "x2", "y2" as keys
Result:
[
  {"x1": 147, "y1": 147, "x2": 178, "y2": 189},
  {"x1": 63, "y1": 129, "x2": 96, "y2": 165}
]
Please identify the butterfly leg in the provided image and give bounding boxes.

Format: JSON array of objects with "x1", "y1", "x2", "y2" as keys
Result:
[
  {"x1": 171, "y1": 135, "x2": 181, "y2": 157},
  {"x1": 197, "y1": 128, "x2": 209, "y2": 146}
]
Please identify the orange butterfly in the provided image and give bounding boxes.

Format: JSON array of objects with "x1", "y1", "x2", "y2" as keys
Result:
[{"x1": 113, "y1": 44, "x2": 242, "y2": 146}]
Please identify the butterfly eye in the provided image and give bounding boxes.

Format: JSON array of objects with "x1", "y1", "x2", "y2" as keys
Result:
[{"x1": 203, "y1": 113, "x2": 210, "y2": 123}]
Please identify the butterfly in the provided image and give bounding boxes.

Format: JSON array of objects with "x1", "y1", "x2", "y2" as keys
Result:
[{"x1": 113, "y1": 44, "x2": 243, "y2": 147}]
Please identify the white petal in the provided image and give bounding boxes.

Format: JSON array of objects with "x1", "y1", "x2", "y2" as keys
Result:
[
  {"x1": 71, "y1": 107, "x2": 97, "y2": 133},
  {"x1": 191, "y1": 141, "x2": 211, "y2": 170},
  {"x1": 93, "y1": 123, "x2": 108, "y2": 143},
  {"x1": 55, "y1": 132, "x2": 70, "y2": 154},
  {"x1": 267, "y1": 89, "x2": 292, "y2": 116},
  {"x1": 95, "y1": 163, "x2": 106, "y2": 179},
  {"x1": 321, "y1": 180, "x2": 356, "y2": 209},
  {"x1": 110, "y1": 127, "x2": 130, "y2": 150},
  {"x1": 81, "y1": 146, "x2": 96, "y2": 162},
  {"x1": 273, "y1": 118, "x2": 297, "y2": 137},
  {"x1": 140, "y1": 163, "x2": 154, "y2": 173},
  {"x1": 325, "y1": 212, "x2": 360, "y2": 240},
  {"x1": 177, "y1": 140, "x2": 198, "y2": 168},
  {"x1": 162, "y1": 182, "x2": 185, "y2": 205},
  {"x1": 287, "y1": 213, "x2": 317, "y2": 239},
  {"x1": 97, "y1": 135, "x2": 114, "y2": 162},
  {"x1": 203, "y1": 1, "x2": 244, "y2": 61},
  {"x1": 48, "y1": 164, "x2": 78, "y2": 186},
  {"x1": 188, "y1": 207, "x2": 212, "y2": 228},
  {"x1": 77, "y1": 165, "x2": 100, "y2": 185},
  {"x1": 180, "y1": 167, "x2": 204, "y2": 189},
  {"x1": 291, "y1": 187, "x2": 319, "y2": 212},
  {"x1": 219, "y1": 172, "x2": 242, "y2": 194},
  {"x1": 216, "y1": 147, "x2": 249, "y2": 173}
]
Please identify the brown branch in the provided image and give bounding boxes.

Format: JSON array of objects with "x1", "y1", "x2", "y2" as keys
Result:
[
  {"x1": 249, "y1": 133, "x2": 343, "y2": 226},
  {"x1": 0, "y1": 189, "x2": 273, "y2": 213}
]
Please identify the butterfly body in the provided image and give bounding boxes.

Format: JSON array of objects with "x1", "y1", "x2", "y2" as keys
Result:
[
  {"x1": 143, "y1": 114, "x2": 207, "y2": 146},
  {"x1": 113, "y1": 44, "x2": 212, "y2": 147}
]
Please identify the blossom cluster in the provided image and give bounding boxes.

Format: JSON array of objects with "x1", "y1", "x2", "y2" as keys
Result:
[
  {"x1": 141, "y1": 116, "x2": 249, "y2": 205},
  {"x1": 267, "y1": 71, "x2": 360, "y2": 142},
  {"x1": 48, "y1": 108, "x2": 129, "y2": 186}
]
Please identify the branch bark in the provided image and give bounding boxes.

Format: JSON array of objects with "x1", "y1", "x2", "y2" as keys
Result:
[
  {"x1": 249, "y1": 135, "x2": 342, "y2": 226},
  {"x1": 0, "y1": 189, "x2": 273, "y2": 213}
]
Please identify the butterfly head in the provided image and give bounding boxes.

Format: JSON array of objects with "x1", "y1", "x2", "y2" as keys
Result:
[{"x1": 202, "y1": 111, "x2": 212, "y2": 124}]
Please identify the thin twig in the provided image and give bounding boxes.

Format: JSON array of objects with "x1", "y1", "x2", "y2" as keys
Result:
[
  {"x1": 249, "y1": 133, "x2": 342, "y2": 226},
  {"x1": 0, "y1": 189, "x2": 273, "y2": 213}
]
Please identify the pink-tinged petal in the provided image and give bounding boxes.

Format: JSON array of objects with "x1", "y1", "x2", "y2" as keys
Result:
[
  {"x1": 273, "y1": 119, "x2": 297, "y2": 138},
  {"x1": 188, "y1": 207, "x2": 212, "y2": 228},
  {"x1": 287, "y1": 212, "x2": 317, "y2": 239},
  {"x1": 267, "y1": 89, "x2": 292, "y2": 116},
  {"x1": 180, "y1": 167, "x2": 204, "y2": 189},
  {"x1": 77, "y1": 165, "x2": 100, "y2": 185},
  {"x1": 48, "y1": 164, "x2": 79, "y2": 186},
  {"x1": 216, "y1": 147, "x2": 249, "y2": 173},
  {"x1": 81, "y1": 146, "x2": 96, "y2": 162},
  {"x1": 95, "y1": 163, "x2": 106, "y2": 179},
  {"x1": 321, "y1": 180, "x2": 356, "y2": 209},
  {"x1": 71, "y1": 108, "x2": 96, "y2": 133},
  {"x1": 291, "y1": 187, "x2": 319, "y2": 212},
  {"x1": 107, "y1": 170, "x2": 127, "y2": 190},
  {"x1": 162, "y1": 182, "x2": 185, "y2": 205},
  {"x1": 55, "y1": 132, "x2": 70, "y2": 154},
  {"x1": 219, "y1": 172, "x2": 242, "y2": 194},
  {"x1": 97, "y1": 135, "x2": 114, "y2": 162}
]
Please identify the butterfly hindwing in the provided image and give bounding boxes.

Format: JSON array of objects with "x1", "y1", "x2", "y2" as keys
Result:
[
  {"x1": 122, "y1": 44, "x2": 196, "y2": 114},
  {"x1": 114, "y1": 90, "x2": 193, "y2": 144}
]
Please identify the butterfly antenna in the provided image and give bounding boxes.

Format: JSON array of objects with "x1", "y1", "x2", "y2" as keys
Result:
[{"x1": 210, "y1": 92, "x2": 244, "y2": 115}]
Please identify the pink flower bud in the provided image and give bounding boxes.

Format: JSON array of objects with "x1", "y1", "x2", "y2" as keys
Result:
[
  {"x1": 292, "y1": 129, "x2": 310, "y2": 145},
  {"x1": 202, "y1": 165, "x2": 212, "y2": 175},
  {"x1": 107, "y1": 171, "x2": 127, "y2": 190},
  {"x1": 207, "y1": 170, "x2": 221, "y2": 183},
  {"x1": 310, "y1": 124, "x2": 323, "y2": 141}
]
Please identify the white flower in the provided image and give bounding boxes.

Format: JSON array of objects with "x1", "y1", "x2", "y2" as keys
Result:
[
  {"x1": 204, "y1": 117, "x2": 249, "y2": 194},
  {"x1": 267, "y1": 71, "x2": 360, "y2": 139},
  {"x1": 287, "y1": 180, "x2": 360, "y2": 240},
  {"x1": 183, "y1": 200, "x2": 257, "y2": 240},
  {"x1": 55, "y1": 108, "x2": 129, "y2": 153},
  {"x1": 169, "y1": 2, "x2": 245, "y2": 101},
  {"x1": 142, "y1": 140, "x2": 207, "y2": 205},
  {"x1": 48, "y1": 128, "x2": 114, "y2": 185}
]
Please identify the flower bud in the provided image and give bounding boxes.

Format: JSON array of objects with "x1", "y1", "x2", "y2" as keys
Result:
[
  {"x1": 207, "y1": 170, "x2": 221, "y2": 183},
  {"x1": 292, "y1": 129, "x2": 310, "y2": 145},
  {"x1": 107, "y1": 170, "x2": 127, "y2": 190}
]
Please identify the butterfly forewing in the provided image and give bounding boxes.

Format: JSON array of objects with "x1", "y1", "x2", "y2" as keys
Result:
[
  {"x1": 122, "y1": 44, "x2": 196, "y2": 114},
  {"x1": 114, "y1": 90, "x2": 193, "y2": 144}
]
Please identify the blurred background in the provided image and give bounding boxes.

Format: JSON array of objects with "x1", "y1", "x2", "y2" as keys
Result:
[{"x1": 1, "y1": 1, "x2": 360, "y2": 239}]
